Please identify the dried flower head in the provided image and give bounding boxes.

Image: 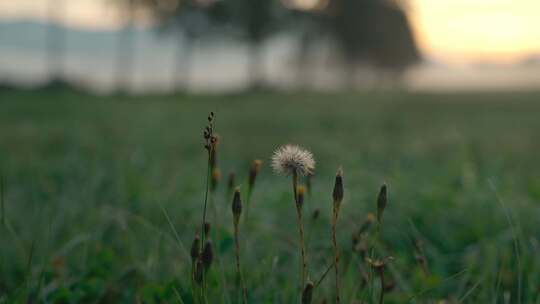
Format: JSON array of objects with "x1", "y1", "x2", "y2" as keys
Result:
[
  {"x1": 202, "y1": 241, "x2": 213, "y2": 271},
  {"x1": 271, "y1": 145, "x2": 315, "y2": 176},
  {"x1": 190, "y1": 234, "x2": 200, "y2": 263},
  {"x1": 302, "y1": 281, "x2": 314, "y2": 304},
  {"x1": 248, "y1": 159, "x2": 263, "y2": 189},
  {"x1": 232, "y1": 188, "x2": 242, "y2": 225},
  {"x1": 204, "y1": 221, "x2": 211, "y2": 235},
  {"x1": 333, "y1": 168, "x2": 344, "y2": 209},
  {"x1": 377, "y1": 184, "x2": 387, "y2": 224},
  {"x1": 211, "y1": 168, "x2": 221, "y2": 192},
  {"x1": 194, "y1": 259, "x2": 204, "y2": 285},
  {"x1": 203, "y1": 112, "x2": 217, "y2": 152},
  {"x1": 210, "y1": 134, "x2": 219, "y2": 169}
]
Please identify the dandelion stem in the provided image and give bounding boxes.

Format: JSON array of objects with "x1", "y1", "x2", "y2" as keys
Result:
[
  {"x1": 292, "y1": 170, "x2": 307, "y2": 288},
  {"x1": 292, "y1": 170, "x2": 298, "y2": 198},
  {"x1": 296, "y1": 204, "x2": 307, "y2": 289}
]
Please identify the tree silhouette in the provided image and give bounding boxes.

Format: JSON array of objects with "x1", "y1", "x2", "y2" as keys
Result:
[
  {"x1": 46, "y1": 0, "x2": 66, "y2": 82},
  {"x1": 120, "y1": 0, "x2": 419, "y2": 90},
  {"x1": 327, "y1": 0, "x2": 419, "y2": 85},
  {"x1": 229, "y1": 0, "x2": 278, "y2": 88},
  {"x1": 113, "y1": 0, "x2": 138, "y2": 93},
  {"x1": 138, "y1": 0, "x2": 229, "y2": 90}
]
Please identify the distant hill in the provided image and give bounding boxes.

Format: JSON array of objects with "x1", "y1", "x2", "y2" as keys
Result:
[
  {"x1": 0, "y1": 20, "x2": 185, "y2": 92},
  {"x1": 0, "y1": 20, "x2": 175, "y2": 54},
  {"x1": 519, "y1": 54, "x2": 540, "y2": 66}
]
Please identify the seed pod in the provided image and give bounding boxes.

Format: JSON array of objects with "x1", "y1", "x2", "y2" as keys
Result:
[
  {"x1": 312, "y1": 208, "x2": 320, "y2": 220},
  {"x1": 296, "y1": 185, "x2": 306, "y2": 210},
  {"x1": 190, "y1": 234, "x2": 200, "y2": 263},
  {"x1": 202, "y1": 241, "x2": 213, "y2": 271},
  {"x1": 204, "y1": 222, "x2": 211, "y2": 235},
  {"x1": 211, "y1": 168, "x2": 221, "y2": 192},
  {"x1": 302, "y1": 281, "x2": 314, "y2": 304},
  {"x1": 232, "y1": 188, "x2": 242, "y2": 225},
  {"x1": 377, "y1": 184, "x2": 387, "y2": 224},
  {"x1": 194, "y1": 259, "x2": 204, "y2": 285},
  {"x1": 248, "y1": 159, "x2": 262, "y2": 190},
  {"x1": 332, "y1": 168, "x2": 344, "y2": 213},
  {"x1": 203, "y1": 112, "x2": 216, "y2": 152},
  {"x1": 210, "y1": 135, "x2": 219, "y2": 169}
]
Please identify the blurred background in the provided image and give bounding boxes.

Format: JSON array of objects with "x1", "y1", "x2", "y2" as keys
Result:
[
  {"x1": 2, "y1": 2, "x2": 540, "y2": 302},
  {"x1": 2, "y1": 0, "x2": 540, "y2": 94}
]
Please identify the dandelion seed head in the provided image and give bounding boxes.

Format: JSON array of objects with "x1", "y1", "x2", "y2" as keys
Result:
[{"x1": 271, "y1": 145, "x2": 315, "y2": 176}]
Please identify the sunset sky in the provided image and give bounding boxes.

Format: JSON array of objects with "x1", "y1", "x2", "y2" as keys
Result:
[{"x1": 1, "y1": 0, "x2": 540, "y2": 65}]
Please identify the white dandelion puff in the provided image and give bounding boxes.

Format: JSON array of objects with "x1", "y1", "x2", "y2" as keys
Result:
[
  {"x1": 271, "y1": 145, "x2": 315, "y2": 176},
  {"x1": 271, "y1": 144, "x2": 315, "y2": 288}
]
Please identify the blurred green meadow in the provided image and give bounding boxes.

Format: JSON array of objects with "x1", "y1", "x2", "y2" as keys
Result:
[{"x1": 1, "y1": 90, "x2": 540, "y2": 303}]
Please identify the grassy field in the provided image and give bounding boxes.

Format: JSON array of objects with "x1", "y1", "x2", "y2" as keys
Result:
[{"x1": 1, "y1": 89, "x2": 540, "y2": 303}]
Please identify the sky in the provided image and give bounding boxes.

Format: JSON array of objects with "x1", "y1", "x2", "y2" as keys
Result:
[
  {"x1": 410, "y1": 0, "x2": 540, "y2": 64},
  {"x1": 1, "y1": 0, "x2": 540, "y2": 65}
]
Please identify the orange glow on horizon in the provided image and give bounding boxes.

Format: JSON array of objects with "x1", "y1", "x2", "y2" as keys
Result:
[{"x1": 409, "y1": 0, "x2": 540, "y2": 64}]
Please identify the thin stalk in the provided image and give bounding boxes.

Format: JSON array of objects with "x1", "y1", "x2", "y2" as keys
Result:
[
  {"x1": 208, "y1": 193, "x2": 230, "y2": 304},
  {"x1": 314, "y1": 261, "x2": 336, "y2": 288},
  {"x1": 378, "y1": 269, "x2": 385, "y2": 304},
  {"x1": 331, "y1": 209, "x2": 341, "y2": 304},
  {"x1": 489, "y1": 181, "x2": 522, "y2": 304},
  {"x1": 292, "y1": 170, "x2": 307, "y2": 288},
  {"x1": 199, "y1": 151, "x2": 212, "y2": 301},
  {"x1": 173, "y1": 286, "x2": 186, "y2": 304},
  {"x1": 292, "y1": 170, "x2": 298, "y2": 198},
  {"x1": 191, "y1": 262, "x2": 196, "y2": 300},
  {"x1": 234, "y1": 223, "x2": 247, "y2": 304},
  {"x1": 201, "y1": 152, "x2": 211, "y2": 244},
  {"x1": 210, "y1": 193, "x2": 218, "y2": 236},
  {"x1": 295, "y1": 205, "x2": 307, "y2": 289},
  {"x1": 1, "y1": 174, "x2": 4, "y2": 227}
]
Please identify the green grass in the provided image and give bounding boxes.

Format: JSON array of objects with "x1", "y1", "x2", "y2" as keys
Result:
[{"x1": 1, "y1": 89, "x2": 540, "y2": 303}]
